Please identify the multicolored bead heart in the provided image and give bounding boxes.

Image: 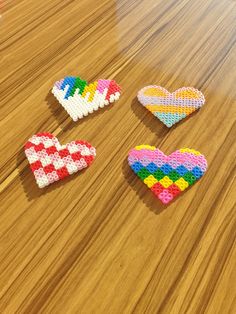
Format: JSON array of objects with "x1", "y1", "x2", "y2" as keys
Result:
[
  {"x1": 25, "y1": 133, "x2": 96, "y2": 188},
  {"x1": 52, "y1": 76, "x2": 121, "y2": 121},
  {"x1": 138, "y1": 86, "x2": 205, "y2": 127},
  {"x1": 128, "y1": 146, "x2": 207, "y2": 204}
]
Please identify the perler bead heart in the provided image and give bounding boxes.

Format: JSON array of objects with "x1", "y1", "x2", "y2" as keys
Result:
[
  {"x1": 138, "y1": 86, "x2": 205, "y2": 127},
  {"x1": 52, "y1": 76, "x2": 121, "y2": 121},
  {"x1": 128, "y1": 146, "x2": 207, "y2": 204},
  {"x1": 24, "y1": 133, "x2": 96, "y2": 188}
]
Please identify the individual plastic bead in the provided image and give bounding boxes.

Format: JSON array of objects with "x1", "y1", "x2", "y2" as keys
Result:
[
  {"x1": 158, "y1": 190, "x2": 173, "y2": 204},
  {"x1": 144, "y1": 175, "x2": 158, "y2": 188},
  {"x1": 168, "y1": 170, "x2": 181, "y2": 182},
  {"x1": 176, "y1": 165, "x2": 188, "y2": 176},
  {"x1": 146, "y1": 162, "x2": 158, "y2": 173},
  {"x1": 137, "y1": 168, "x2": 150, "y2": 180},
  {"x1": 159, "y1": 176, "x2": 173, "y2": 188},
  {"x1": 160, "y1": 163, "x2": 173, "y2": 175},
  {"x1": 183, "y1": 172, "x2": 197, "y2": 185},
  {"x1": 151, "y1": 182, "x2": 165, "y2": 196},
  {"x1": 175, "y1": 178, "x2": 189, "y2": 191},
  {"x1": 168, "y1": 184, "x2": 181, "y2": 197},
  {"x1": 153, "y1": 169, "x2": 165, "y2": 181},
  {"x1": 192, "y1": 166, "x2": 203, "y2": 179},
  {"x1": 130, "y1": 162, "x2": 143, "y2": 173}
]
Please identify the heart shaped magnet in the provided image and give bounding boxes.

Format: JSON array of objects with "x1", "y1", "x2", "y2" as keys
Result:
[
  {"x1": 52, "y1": 76, "x2": 121, "y2": 121},
  {"x1": 128, "y1": 145, "x2": 207, "y2": 204},
  {"x1": 25, "y1": 133, "x2": 96, "y2": 188},
  {"x1": 138, "y1": 86, "x2": 205, "y2": 127}
]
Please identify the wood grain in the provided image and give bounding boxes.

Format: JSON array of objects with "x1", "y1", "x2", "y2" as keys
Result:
[{"x1": 0, "y1": 0, "x2": 236, "y2": 313}]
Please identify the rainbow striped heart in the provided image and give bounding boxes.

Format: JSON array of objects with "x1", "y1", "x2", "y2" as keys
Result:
[
  {"x1": 52, "y1": 76, "x2": 121, "y2": 121},
  {"x1": 128, "y1": 145, "x2": 207, "y2": 204},
  {"x1": 138, "y1": 86, "x2": 205, "y2": 127}
]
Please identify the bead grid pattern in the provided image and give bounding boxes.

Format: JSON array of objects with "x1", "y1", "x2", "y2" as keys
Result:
[
  {"x1": 52, "y1": 76, "x2": 121, "y2": 121},
  {"x1": 25, "y1": 133, "x2": 96, "y2": 188},
  {"x1": 138, "y1": 86, "x2": 205, "y2": 127},
  {"x1": 128, "y1": 145, "x2": 207, "y2": 204}
]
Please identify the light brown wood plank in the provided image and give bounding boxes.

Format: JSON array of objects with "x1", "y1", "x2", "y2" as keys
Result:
[{"x1": 0, "y1": 0, "x2": 235, "y2": 313}]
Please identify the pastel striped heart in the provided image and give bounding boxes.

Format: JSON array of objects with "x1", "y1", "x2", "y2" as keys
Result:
[
  {"x1": 128, "y1": 146, "x2": 207, "y2": 204},
  {"x1": 138, "y1": 86, "x2": 205, "y2": 127},
  {"x1": 52, "y1": 76, "x2": 121, "y2": 121},
  {"x1": 25, "y1": 133, "x2": 96, "y2": 188}
]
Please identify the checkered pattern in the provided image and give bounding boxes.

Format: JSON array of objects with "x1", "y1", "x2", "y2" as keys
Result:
[
  {"x1": 128, "y1": 146, "x2": 207, "y2": 204},
  {"x1": 52, "y1": 76, "x2": 121, "y2": 121},
  {"x1": 25, "y1": 133, "x2": 96, "y2": 188},
  {"x1": 138, "y1": 86, "x2": 205, "y2": 127}
]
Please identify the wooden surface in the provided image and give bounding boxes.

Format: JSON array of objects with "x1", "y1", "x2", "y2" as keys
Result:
[{"x1": 0, "y1": 0, "x2": 236, "y2": 313}]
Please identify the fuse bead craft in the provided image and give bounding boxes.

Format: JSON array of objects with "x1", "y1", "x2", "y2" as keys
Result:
[
  {"x1": 128, "y1": 146, "x2": 207, "y2": 204},
  {"x1": 137, "y1": 86, "x2": 205, "y2": 127},
  {"x1": 52, "y1": 76, "x2": 121, "y2": 121},
  {"x1": 25, "y1": 133, "x2": 96, "y2": 188}
]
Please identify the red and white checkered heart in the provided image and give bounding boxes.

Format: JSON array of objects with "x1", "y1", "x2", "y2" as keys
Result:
[{"x1": 24, "y1": 133, "x2": 96, "y2": 188}]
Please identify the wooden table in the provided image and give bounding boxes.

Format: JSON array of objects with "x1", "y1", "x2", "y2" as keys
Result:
[{"x1": 0, "y1": 0, "x2": 235, "y2": 313}]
